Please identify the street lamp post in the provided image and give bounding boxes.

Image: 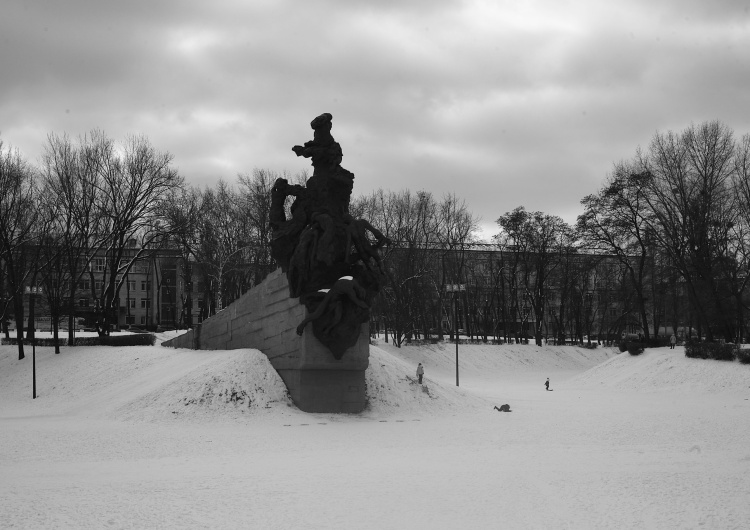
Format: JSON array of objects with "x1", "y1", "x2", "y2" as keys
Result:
[
  {"x1": 446, "y1": 283, "x2": 465, "y2": 387},
  {"x1": 26, "y1": 285, "x2": 42, "y2": 399},
  {"x1": 32, "y1": 338, "x2": 36, "y2": 399}
]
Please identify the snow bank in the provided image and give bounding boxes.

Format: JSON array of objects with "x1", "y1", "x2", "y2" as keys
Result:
[
  {"x1": 115, "y1": 348, "x2": 295, "y2": 422},
  {"x1": 2, "y1": 338, "x2": 747, "y2": 425},
  {"x1": 372, "y1": 339, "x2": 614, "y2": 378},
  {"x1": 570, "y1": 346, "x2": 750, "y2": 393},
  {"x1": 363, "y1": 345, "x2": 489, "y2": 416}
]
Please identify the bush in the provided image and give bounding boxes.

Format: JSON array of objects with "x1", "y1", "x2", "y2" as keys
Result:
[
  {"x1": 737, "y1": 349, "x2": 750, "y2": 364},
  {"x1": 0, "y1": 337, "x2": 68, "y2": 346},
  {"x1": 684, "y1": 341, "x2": 707, "y2": 359},
  {"x1": 647, "y1": 336, "x2": 671, "y2": 348},
  {"x1": 711, "y1": 343, "x2": 737, "y2": 361},
  {"x1": 618, "y1": 341, "x2": 628, "y2": 353},
  {"x1": 2, "y1": 334, "x2": 156, "y2": 347},
  {"x1": 101, "y1": 334, "x2": 156, "y2": 346},
  {"x1": 684, "y1": 341, "x2": 736, "y2": 361},
  {"x1": 627, "y1": 342, "x2": 645, "y2": 355}
]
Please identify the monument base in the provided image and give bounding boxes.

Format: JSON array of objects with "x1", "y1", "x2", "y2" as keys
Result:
[
  {"x1": 162, "y1": 268, "x2": 369, "y2": 413},
  {"x1": 278, "y1": 369, "x2": 366, "y2": 413}
]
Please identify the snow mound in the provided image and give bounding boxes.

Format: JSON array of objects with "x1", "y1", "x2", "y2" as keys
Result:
[
  {"x1": 114, "y1": 349, "x2": 295, "y2": 422},
  {"x1": 570, "y1": 347, "x2": 750, "y2": 393},
  {"x1": 363, "y1": 345, "x2": 490, "y2": 417},
  {"x1": 372, "y1": 340, "x2": 614, "y2": 377}
]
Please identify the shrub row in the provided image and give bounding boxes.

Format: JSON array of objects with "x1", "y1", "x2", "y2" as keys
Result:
[
  {"x1": 0, "y1": 337, "x2": 65, "y2": 347},
  {"x1": 737, "y1": 349, "x2": 750, "y2": 364},
  {"x1": 684, "y1": 341, "x2": 737, "y2": 361},
  {"x1": 1, "y1": 334, "x2": 155, "y2": 347}
]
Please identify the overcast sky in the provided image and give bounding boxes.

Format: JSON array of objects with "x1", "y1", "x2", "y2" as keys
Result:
[{"x1": 2, "y1": 0, "x2": 749, "y2": 239}]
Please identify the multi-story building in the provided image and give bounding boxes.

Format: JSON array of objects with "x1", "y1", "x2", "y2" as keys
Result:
[{"x1": 3, "y1": 244, "x2": 191, "y2": 333}]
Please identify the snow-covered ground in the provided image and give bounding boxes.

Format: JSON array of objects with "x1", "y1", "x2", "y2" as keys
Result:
[{"x1": 1, "y1": 332, "x2": 749, "y2": 529}]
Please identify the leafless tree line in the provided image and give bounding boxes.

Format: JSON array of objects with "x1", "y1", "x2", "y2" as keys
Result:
[
  {"x1": 3, "y1": 120, "x2": 749, "y2": 363},
  {"x1": 1, "y1": 131, "x2": 182, "y2": 359},
  {"x1": 579, "y1": 120, "x2": 750, "y2": 343}
]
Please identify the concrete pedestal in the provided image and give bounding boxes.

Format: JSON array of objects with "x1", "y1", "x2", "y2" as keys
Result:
[{"x1": 162, "y1": 268, "x2": 369, "y2": 413}]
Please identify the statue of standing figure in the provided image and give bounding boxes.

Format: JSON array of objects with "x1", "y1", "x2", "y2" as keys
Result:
[{"x1": 269, "y1": 113, "x2": 389, "y2": 359}]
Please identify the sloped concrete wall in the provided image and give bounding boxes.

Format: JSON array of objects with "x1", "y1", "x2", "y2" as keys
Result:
[{"x1": 162, "y1": 268, "x2": 369, "y2": 412}]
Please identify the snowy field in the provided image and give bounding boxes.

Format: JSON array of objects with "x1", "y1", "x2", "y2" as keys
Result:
[{"x1": 1, "y1": 332, "x2": 749, "y2": 529}]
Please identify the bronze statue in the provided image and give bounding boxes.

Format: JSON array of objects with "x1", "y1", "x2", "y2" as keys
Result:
[{"x1": 270, "y1": 113, "x2": 389, "y2": 358}]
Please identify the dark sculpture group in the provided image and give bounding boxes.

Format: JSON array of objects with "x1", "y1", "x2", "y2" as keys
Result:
[{"x1": 269, "y1": 113, "x2": 389, "y2": 359}]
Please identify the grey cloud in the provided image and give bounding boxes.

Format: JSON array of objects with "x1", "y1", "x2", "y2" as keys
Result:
[{"x1": 2, "y1": 0, "x2": 750, "y2": 241}]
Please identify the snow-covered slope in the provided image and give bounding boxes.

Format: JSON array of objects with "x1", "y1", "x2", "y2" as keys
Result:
[
  {"x1": 570, "y1": 346, "x2": 750, "y2": 393},
  {"x1": 0, "y1": 334, "x2": 615, "y2": 421},
  {"x1": 2, "y1": 334, "x2": 747, "y2": 424},
  {"x1": 3, "y1": 335, "x2": 750, "y2": 529}
]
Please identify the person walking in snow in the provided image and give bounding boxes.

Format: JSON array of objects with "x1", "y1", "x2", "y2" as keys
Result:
[
  {"x1": 670, "y1": 334, "x2": 676, "y2": 349},
  {"x1": 416, "y1": 363, "x2": 424, "y2": 384},
  {"x1": 545, "y1": 377, "x2": 550, "y2": 391}
]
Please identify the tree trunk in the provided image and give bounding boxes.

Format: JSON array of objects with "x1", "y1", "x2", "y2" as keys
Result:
[
  {"x1": 52, "y1": 311, "x2": 61, "y2": 354},
  {"x1": 14, "y1": 297, "x2": 25, "y2": 360},
  {"x1": 26, "y1": 291, "x2": 36, "y2": 341}
]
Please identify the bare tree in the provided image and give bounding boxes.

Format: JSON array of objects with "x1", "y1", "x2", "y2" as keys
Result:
[
  {"x1": 0, "y1": 141, "x2": 38, "y2": 360},
  {"x1": 640, "y1": 121, "x2": 739, "y2": 341},
  {"x1": 237, "y1": 169, "x2": 285, "y2": 286},
  {"x1": 162, "y1": 185, "x2": 202, "y2": 328},
  {"x1": 90, "y1": 133, "x2": 183, "y2": 334},
  {"x1": 578, "y1": 160, "x2": 656, "y2": 341},
  {"x1": 496, "y1": 206, "x2": 572, "y2": 346}
]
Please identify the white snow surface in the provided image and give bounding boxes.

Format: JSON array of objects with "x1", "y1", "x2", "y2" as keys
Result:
[{"x1": 2, "y1": 333, "x2": 749, "y2": 529}]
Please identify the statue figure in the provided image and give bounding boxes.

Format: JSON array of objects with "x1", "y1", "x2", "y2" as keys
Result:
[{"x1": 270, "y1": 113, "x2": 389, "y2": 357}]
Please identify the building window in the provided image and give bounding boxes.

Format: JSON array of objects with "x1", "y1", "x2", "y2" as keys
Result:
[
  {"x1": 78, "y1": 298, "x2": 89, "y2": 307},
  {"x1": 78, "y1": 280, "x2": 90, "y2": 291},
  {"x1": 127, "y1": 280, "x2": 136, "y2": 291},
  {"x1": 141, "y1": 281, "x2": 151, "y2": 291},
  {"x1": 125, "y1": 315, "x2": 135, "y2": 324},
  {"x1": 127, "y1": 298, "x2": 136, "y2": 309},
  {"x1": 140, "y1": 316, "x2": 146, "y2": 325},
  {"x1": 93, "y1": 258, "x2": 105, "y2": 272},
  {"x1": 140, "y1": 299, "x2": 151, "y2": 309}
]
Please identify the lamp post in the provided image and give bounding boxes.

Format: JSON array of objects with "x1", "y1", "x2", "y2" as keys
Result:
[
  {"x1": 446, "y1": 283, "x2": 465, "y2": 387},
  {"x1": 26, "y1": 285, "x2": 42, "y2": 399}
]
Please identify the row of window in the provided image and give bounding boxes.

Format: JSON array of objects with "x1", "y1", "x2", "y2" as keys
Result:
[
  {"x1": 75, "y1": 298, "x2": 152, "y2": 309},
  {"x1": 73, "y1": 280, "x2": 152, "y2": 292},
  {"x1": 76, "y1": 298, "x2": 207, "y2": 309},
  {"x1": 90, "y1": 258, "x2": 150, "y2": 273},
  {"x1": 50, "y1": 278, "x2": 205, "y2": 294},
  {"x1": 124, "y1": 315, "x2": 151, "y2": 325},
  {"x1": 74, "y1": 297, "x2": 209, "y2": 310}
]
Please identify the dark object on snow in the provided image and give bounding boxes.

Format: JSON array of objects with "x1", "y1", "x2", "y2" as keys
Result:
[
  {"x1": 416, "y1": 363, "x2": 424, "y2": 384},
  {"x1": 271, "y1": 113, "x2": 390, "y2": 358},
  {"x1": 545, "y1": 377, "x2": 550, "y2": 391},
  {"x1": 494, "y1": 404, "x2": 511, "y2": 412}
]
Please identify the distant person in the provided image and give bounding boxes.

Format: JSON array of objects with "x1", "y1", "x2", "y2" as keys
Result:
[
  {"x1": 545, "y1": 377, "x2": 550, "y2": 391},
  {"x1": 494, "y1": 404, "x2": 511, "y2": 412},
  {"x1": 670, "y1": 334, "x2": 676, "y2": 349},
  {"x1": 416, "y1": 363, "x2": 424, "y2": 384}
]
